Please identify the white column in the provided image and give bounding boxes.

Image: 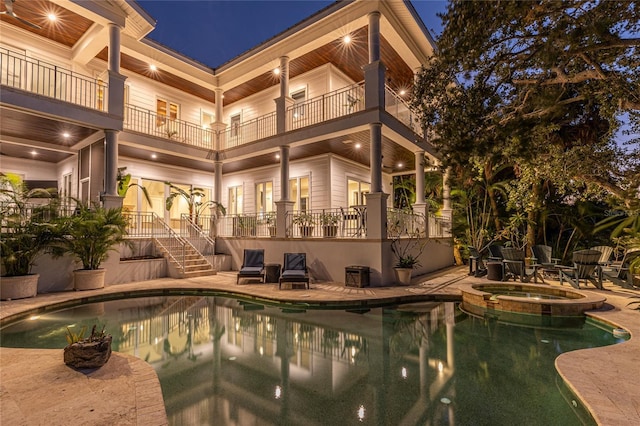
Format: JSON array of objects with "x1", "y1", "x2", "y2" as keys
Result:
[
  {"x1": 370, "y1": 123, "x2": 382, "y2": 192},
  {"x1": 214, "y1": 159, "x2": 223, "y2": 203},
  {"x1": 275, "y1": 56, "x2": 293, "y2": 134},
  {"x1": 414, "y1": 151, "x2": 425, "y2": 205},
  {"x1": 275, "y1": 145, "x2": 293, "y2": 238},
  {"x1": 368, "y1": 12, "x2": 381, "y2": 63},
  {"x1": 280, "y1": 56, "x2": 290, "y2": 98},
  {"x1": 108, "y1": 24, "x2": 120, "y2": 71}
]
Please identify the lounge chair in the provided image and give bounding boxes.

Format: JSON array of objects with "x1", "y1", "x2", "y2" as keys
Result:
[
  {"x1": 237, "y1": 249, "x2": 265, "y2": 284},
  {"x1": 468, "y1": 246, "x2": 487, "y2": 277},
  {"x1": 487, "y1": 244, "x2": 504, "y2": 261},
  {"x1": 279, "y1": 252, "x2": 310, "y2": 289},
  {"x1": 558, "y1": 249, "x2": 602, "y2": 289},
  {"x1": 601, "y1": 248, "x2": 640, "y2": 289},
  {"x1": 531, "y1": 244, "x2": 560, "y2": 278},
  {"x1": 590, "y1": 246, "x2": 614, "y2": 266},
  {"x1": 501, "y1": 247, "x2": 538, "y2": 282}
]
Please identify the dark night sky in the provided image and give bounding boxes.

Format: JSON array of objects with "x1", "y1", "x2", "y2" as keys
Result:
[{"x1": 137, "y1": 0, "x2": 448, "y2": 68}]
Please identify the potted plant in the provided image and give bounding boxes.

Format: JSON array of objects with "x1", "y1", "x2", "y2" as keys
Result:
[
  {"x1": 64, "y1": 324, "x2": 112, "y2": 369},
  {"x1": 389, "y1": 214, "x2": 427, "y2": 285},
  {"x1": 292, "y1": 212, "x2": 315, "y2": 238},
  {"x1": 0, "y1": 173, "x2": 58, "y2": 300},
  {"x1": 53, "y1": 201, "x2": 129, "y2": 290},
  {"x1": 261, "y1": 211, "x2": 277, "y2": 237},
  {"x1": 319, "y1": 211, "x2": 339, "y2": 238}
]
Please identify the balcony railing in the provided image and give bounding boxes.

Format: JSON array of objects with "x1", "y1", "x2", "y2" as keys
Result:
[
  {"x1": 124, "y1": 104, "x2": 215, "y2": 150},
  {"x1": 387, "y1": 208, "x2": 426, "y2": 238},
  {"x1": 385, "y1": 85, "x2": 422, "y2": 137},
  {"x1": 0, "y1": 47, "x2": 107, "y2": 111},
  {"x1": 219, "y1": 112, "x2": 277, "y2": 149},
  {"x1": 286, "y1": 82, "x2": 365, "y2": 131}
]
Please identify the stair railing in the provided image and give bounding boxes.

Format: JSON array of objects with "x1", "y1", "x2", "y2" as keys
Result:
[{"x1": 180, "y1": 214, "x2": 215, "y2": 269}]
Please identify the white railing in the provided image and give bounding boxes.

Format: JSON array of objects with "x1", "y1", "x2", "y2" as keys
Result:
[
  {"x1": 216, "y1": 213, "x2": 268, "y2": 238},
  {"x1": 179, "y1": 213, "x2": 216, "y2": 265},
  {"x1": 0, "y1": 47, "x2": 107, "y2": 111},
  {"x1": 387, "y1": 208, "x2": 426, "y2": 238},
  {"x1": 428, "y1": 213, "x2": 451, "y2": 238},
  {"x1": 124, "y1": 104, "x2": 215, "y2": 150},
  {"x1": 220, "y1": 112, "x2": 277, "y2": 149},
  {"x1": 285, "y1": 207, "x2": 366, "y2": 239},
  {"x1": 385, "y1": 85, "x2": 422, "y2": 137},
  {"x1": 287, "y1": 82, "x2": 365, "y2": 130}
]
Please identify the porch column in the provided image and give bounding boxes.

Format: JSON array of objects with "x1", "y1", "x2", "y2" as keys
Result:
[
  {"x1": 275, "y1": 56, "x2": 294, "y2": 134},
  {"x1": 214, "y1": 157, "x2": 223, "y2": 204},
  {"x1": 212, "y1": 88, "x2": 226, "y2": 151},
  {"x1": 363, "y1": 12, "x2": 385, "y2": 110},
  {"x1": 276, "y1": 145, "x2": 293, "y2": 238},
  {"x1": 412, "y1": 151, "x2": 429, "y2": 237},
  {"x1": 102, "y1": 23, "x2": 125, "y2": 209},
  {"x1": 441, "y1": 167, "x2": 452, "y2": 237},
  {"x1": 370, "y1": 122, "x2": 382, "y2": 193}
]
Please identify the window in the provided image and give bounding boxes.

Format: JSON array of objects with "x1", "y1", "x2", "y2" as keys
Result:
[
  {"x1": 291, "y1": 89, "x2": 306, "y2": 119},
  {"x1": 201, "y1": 111, "x2": 214, "y2": 129},
  {"x1": 230, "y1": 114, "x2": 241, "y2": 137},
  {"x1": 290, "y1": 176, "x2": 309, "y2": 211},
  {"x1": 228, "y1": 185, "x2": 243, "y2": 215},
  {"x1": 156, "y1": 98, "x2": 179, "y2": 128},
  {"x1": 255, "y1": 181, "x2": 273, "y2": 214},
  {"x1": 347, "y1": 178, "x2": 370, "y2": 206}
]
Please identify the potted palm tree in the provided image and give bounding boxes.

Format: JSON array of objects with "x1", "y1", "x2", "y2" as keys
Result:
[
  {"x1": 53, "y1": 201, "x2": 129, "y2": 290},
  {"x1": 319, "y1": 211, "x2": 339, "y2": 238},
  {"x1": 292, "y1": 212, "x2": 316, "y2": 238},
  {"x1": 0, "y1": 173, "x2": 58, "y2": 300},
  {"x1": 164, "y1": 182, "x2": 225, "y2": 235},
  {"x1": 389, "y1": 213, "x2": 427, "y2": 285}
]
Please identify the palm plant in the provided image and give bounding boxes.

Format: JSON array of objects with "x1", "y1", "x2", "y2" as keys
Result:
[
  {"x1": 0, "y1": 173, "x2": 58, "y2": 277},
  {"x1": 53, "y1": 201, "x2": 129, "y2": 270},
  {"x1": 164, "y1": 182, "x2": 225, "y2": 222},
  {"x1": 117, "y1": 167, "x2": 152, "y2": 207}
]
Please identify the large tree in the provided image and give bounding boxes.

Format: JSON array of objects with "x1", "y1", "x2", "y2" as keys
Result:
[{"x1": 414, "y1": 0, "x2": 640, "y2": 248}]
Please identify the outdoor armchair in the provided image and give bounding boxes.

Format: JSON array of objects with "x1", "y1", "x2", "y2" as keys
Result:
[
  {"x1": 558, "y1": 249, "x2": 602, "y2": 289},
  {"x1": 237, "y1": 249, "x2": 265, "y2": 284},
  {"x1": 279, "y1": 253, "x2": 310, "y2": 289}
]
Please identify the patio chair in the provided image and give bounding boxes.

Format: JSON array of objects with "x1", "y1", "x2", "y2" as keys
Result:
[
  {"x1": 279, "y1": 252, "x2": 310, "y2": 289},
  {"x1": 237, "y1": 249, "x2": 265, "y2": 284},
  {"x1": 487, "y1": 244, "x2": 504, "y2": 261},
  {"x1": 601, "y1": 248, "x2": 640, "y2": 289},
  {"x1": 501, "y1": 247, "x2": 536, "y2": 282},
  {"x1": 590, "y1": 246, "x2": 614, "y2": 266},
  {"x1": 558, "y1": 249, "x2": 602, "y2": 289},
  {"x1": 531, "y1": 244, "x2": 560, "y2": 278},
  {"x1": 468, "y1": 246, "x2": 487, "y2": 277}
]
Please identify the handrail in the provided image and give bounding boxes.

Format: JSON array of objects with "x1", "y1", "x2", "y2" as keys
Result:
[
  {"x1": 123, "y1": 211, "x2": 188, "y2": 271},
  {"x1": 180, "y1": 214, "x2": 215, "y2": 269},
  {"x1": 0, "y1": 46, "x2": 107, "y2": 111},
  {"x1": 384, "y1": 85, "x2": 422, "y2": 136},
  {"x1": 124, "y1": 104, "x2": 214, "y2": 150}
]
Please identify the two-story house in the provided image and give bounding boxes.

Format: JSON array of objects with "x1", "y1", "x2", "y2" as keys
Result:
[{"x1": 0, "y1": 0, "x2": 454, "y2": 287}]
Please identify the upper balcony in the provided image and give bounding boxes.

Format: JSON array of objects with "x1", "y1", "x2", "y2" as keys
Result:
[
  {"x1": 0, "y1": 47, "x2": 107, "y2": 112},
  {"x1": 121, "y1": 81, "x2": 421, "y2": 154}
]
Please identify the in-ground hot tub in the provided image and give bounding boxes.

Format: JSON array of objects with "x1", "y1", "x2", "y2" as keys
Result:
[{"x1": 460, "y1": 283, "x2": 606, "y2": 327}]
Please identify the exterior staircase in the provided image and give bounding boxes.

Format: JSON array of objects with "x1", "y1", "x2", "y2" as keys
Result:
[{"x1": 154, "y1": 237, "x2": 217, "y2": 278}]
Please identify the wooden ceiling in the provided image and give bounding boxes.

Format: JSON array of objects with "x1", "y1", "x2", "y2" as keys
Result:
[{"x1": 0, "y1": 0, "x2": 93, "y2": 47}]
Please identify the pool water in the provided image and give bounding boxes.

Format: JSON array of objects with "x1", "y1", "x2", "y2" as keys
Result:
[{"x1": 0, "y1": 296, "x2": 624, "y2": 425}]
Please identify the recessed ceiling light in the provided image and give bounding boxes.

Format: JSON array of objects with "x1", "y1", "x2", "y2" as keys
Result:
[
  {"x1": 47, "y1": 13, "x2": 57, "y2": 21},
  {"x1": 273, "y1": 68, "x2": 280, "y2": 75},
  {"x1": 275, "y1": 154, "x2": 280, "y2": 159},
  {"x1": 400, "y1": 90, "x2": 406, "y2": 96},
  {"x1": 150, "y1": 64, "x2": 157, "y2": 71},
  {"x1": 31, "y1": 150, "x2": 37, "y2": 156},
  {"x1": 355, "y1": 143, "x2": 362, "y2": 149},
  {"x1": 62, "y1": 132, "x2": 70, "y2": 138},
  {"x1": 151, "y1": 154, "x2": 157, "y2": 159},
  {"x1": 343, "y1": 35, "x2": 352, "y2": 44},
  {"x1": 397, "y1": 162, "x2": 404, "y2": 168}
]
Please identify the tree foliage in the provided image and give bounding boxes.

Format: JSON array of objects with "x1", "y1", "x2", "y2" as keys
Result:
[{"x1": 413, "y1": 0, "x2": 640, "y2": 250}]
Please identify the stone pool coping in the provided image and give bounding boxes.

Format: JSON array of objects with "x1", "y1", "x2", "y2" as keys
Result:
[{"x1": 0, "y1": 270, "x2": 638, "y2": 425}]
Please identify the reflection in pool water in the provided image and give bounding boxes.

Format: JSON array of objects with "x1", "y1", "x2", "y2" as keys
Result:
[{"x1": 0, "y1": 296, "x2": 624, "y2": 425}]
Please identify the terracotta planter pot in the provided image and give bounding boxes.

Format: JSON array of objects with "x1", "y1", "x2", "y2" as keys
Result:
[
  {"x1": 0, "y1": 274, "x2": 39, "y2": 300},
  {"x1": 73, "y1": 269, "x2": 106, "y2": 291},
  {"x1": 394, "y1": 268, "x2": 413, "y2": 286}
]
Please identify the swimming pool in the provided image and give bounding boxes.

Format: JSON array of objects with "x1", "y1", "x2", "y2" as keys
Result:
[{"x1": 0, "y1": 295, "x2": 624, "y2": 425}]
